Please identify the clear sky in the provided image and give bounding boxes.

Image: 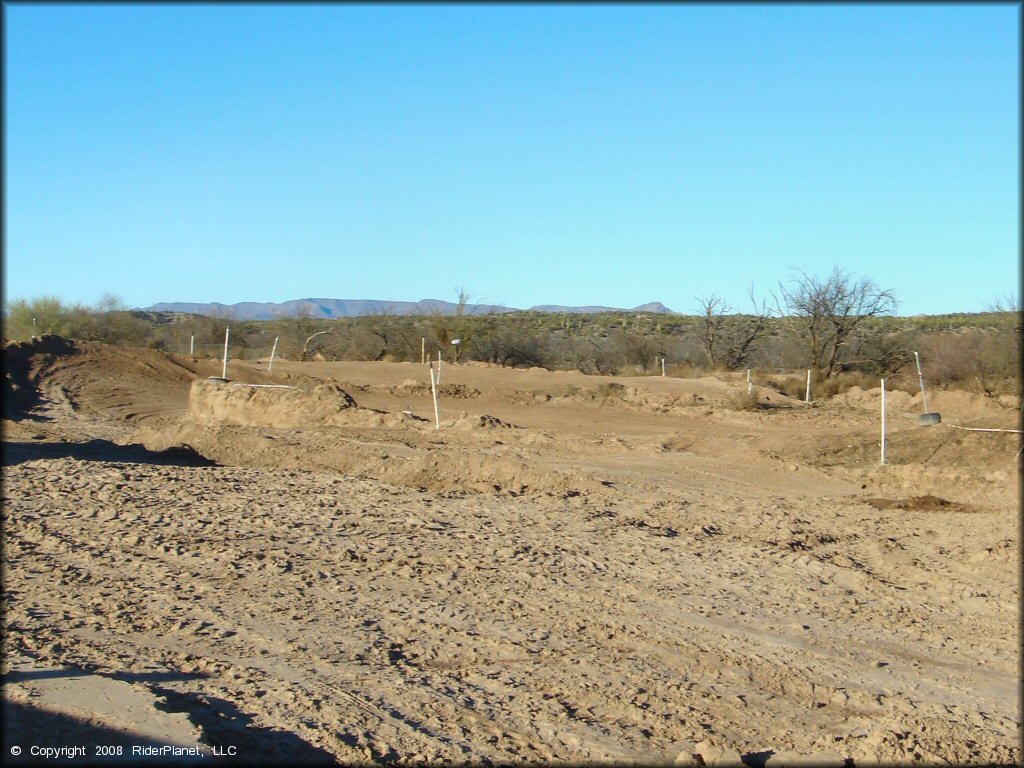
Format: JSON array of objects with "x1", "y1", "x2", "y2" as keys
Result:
[{"x1": 4, "y1": 3, "x2": 1019, "y2": 316}]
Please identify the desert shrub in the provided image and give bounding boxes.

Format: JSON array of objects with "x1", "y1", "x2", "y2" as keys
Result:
[
  {"x1": 3, "y1": 296, "x2": 93, "y2": 340},
  {"x1": 595, "y1": 381, "x2": 627, "y2": 399},
  {"x1": 838, "y1": 325, "x2": 915, "y2": 377},
  {"x1": 544, "y1": 336, "x2": 599, "y2": 374},
  {"x1": 347, "y1": 327, "x2": 389, "y2": 361},
  {"x1": 814, "y1": 371, "x2": 884, "y2": 398},
  {"x1": 78, "y1": 295, "x2": 152, "y2": 346},
  {"x1": 765, "y1": 375, "x2": 806, "y2": 400},
  {"x1": 752, "y1": 332, "x2": 805, "y2": 371},
  {"x1": 917, "y1": 329, "x2": 1020, "y2": 395},
  {"x1": 767, "y1": 370, "x2": 913, "y2": 400},
  {"x1": 354, "y1": 315, "x2": 422, "y2": 362},
  {"x1": 610, "y1": 330, "x2": 661, "y2": 372},
  {"x1": 667, "y1": 335, "x2": 707, "y2": 369},
  {"x1": 590, "y1": 338, "x2": 628, "y2": 375},
  {"x1": 729, "y1": 391, "x2": 761, "y2": 411},
  {"x1": 470, "y1": 327, "x2": 552, "y2": 368},
  {"x1": 666, "y1": 361, "x2": 710, "y2": 379},
  {"x1": 1, "y1": 295, "x2": 163, "y2": 346}
]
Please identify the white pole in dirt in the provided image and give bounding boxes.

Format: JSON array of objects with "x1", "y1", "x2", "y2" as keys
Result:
[
  {"x1": 880, "y1": 378, "x2": 886, "y2": 465},
  {"x1": 437, "y1": 350, "x2": 442, "y2": 387},
  {"x1": 269, "y1": 336, "x2": 279, "y2": 372},
  {"x1": 429, "y1": 363, "x2": 440, "y2": 430},
  {"x1": 805, "y1": 369, "x2": 812, "y2": 403},
  {"x1": 747, "y1": 368, "x2": 752, "y2": 394},
  {"x1": 421, "y1": 337, "x2": 426, "y2": 365},
  {"x1": 913, "y1": 350, "x2": 929, "y2": 414},
  {"x1": 661, "y1": 357, "x2": 666, "y2": 377},
  {"x1": 222, "y1": 327, "x2": 230, "y2": 380},
  {"x1": 190, "y1": 334, "x2": 195, "y2": 358},
  {"x1": 32, "y1": 317, "x2": 37, "y2": 339}
]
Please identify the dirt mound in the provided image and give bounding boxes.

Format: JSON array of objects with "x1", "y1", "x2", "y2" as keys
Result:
[
  {"x1": 524, "y1": 378, "x2": 747, "y2": 413},
  {"x1": 385, "y1": 381, "x2": 481, "y2": 399},
  {"x1": 187, "y1": 379, "x2": 368, "y2": 429},
  {"x1": 924, "y1": 388, "x2": 1020, "y2": 419},
  {"x1": 3, "y1": 337, "x2": 204, "y2": 425},
  {"x1": 137, "y1": 420, "x2": 605, "y2": 498},
  {"x1": 835, "y1": 385, "x2": 1017, "y2": 423},
  {"x1": 4, "y1": 337, "x2": 73, "y2": 418},
  {"x1": 862, "y1": 495, "x2": 972, "y2": 513},
  {"x1": 837, "y1": 385, "x2": 916, "y2": 411},
  {"x1": 450, "y1": 413, "x2": 519, "y2": 431}
]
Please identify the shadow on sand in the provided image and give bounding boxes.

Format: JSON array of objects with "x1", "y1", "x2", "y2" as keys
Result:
[
  {"x1": 1, "y1": 440, "x2": 217, "y2": 468},
  {"x1": 2, "y1": 661, "x2": 338, "y2": 766},
  {"x1": 4, "y1": 668, "x2": 207, "y2": 686},
  {"x1": 2, "y1": 699, "x2": 200, "y2": 766}
]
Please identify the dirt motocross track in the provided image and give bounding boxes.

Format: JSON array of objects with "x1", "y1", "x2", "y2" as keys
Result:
[{"x1": 2, "y1": 337, "x2": 1020, "y2": 766}]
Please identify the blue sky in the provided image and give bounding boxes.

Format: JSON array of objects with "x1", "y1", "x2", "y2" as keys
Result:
[{"x1": 4, "y1": 3, "x2": 1019, "y2": 315}]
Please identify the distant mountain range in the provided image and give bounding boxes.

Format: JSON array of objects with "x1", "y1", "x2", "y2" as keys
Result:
[{"x1": 141, "y1": 298, "x2": 676, "y2": 320}]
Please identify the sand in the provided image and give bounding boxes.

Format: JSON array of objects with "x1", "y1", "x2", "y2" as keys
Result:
[{"x1": 2, "y1": 338, "x2": 1019, "y2": 766}]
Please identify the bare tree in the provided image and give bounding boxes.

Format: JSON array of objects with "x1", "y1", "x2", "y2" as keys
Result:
[
  {"x1": 777, "y1": 267, "x2": 897, "y2": 377},
  {"x1": 698, "y1": 294, "x2": 729, "y2": 368},
  {"x1": 301, "y1": 330, "x2": 334, "y2": 361},
  {"x1": 697, "y1": 287, "x2": 772, "y2": 369},
  {"x1": 985, "y1": 293, "x2": 1020, "y2": 313}
]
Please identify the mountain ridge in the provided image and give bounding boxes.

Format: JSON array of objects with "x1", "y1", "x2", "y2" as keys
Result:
[{"x1": 141, "y1": 298, "x2": 676, "y2": 320}]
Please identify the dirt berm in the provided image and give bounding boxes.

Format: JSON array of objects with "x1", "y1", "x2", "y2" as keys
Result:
[{"x1": 187, "y1": 379, "x2": 361, "y2": 427}]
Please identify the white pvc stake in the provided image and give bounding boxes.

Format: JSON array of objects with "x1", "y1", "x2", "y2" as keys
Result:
[
  {"x1": 429, "y1": 364, "x2": 440, "y2": 429},
  {"x1": 421, "y1": 337, "x2": 426, "y2": 365},
  {"x1": 32, "y1": 317, "x2": 37, "y2": 339},
  {"x1": 269, "y1": 336, "x2": 279, "y2": 371},
  {"x1": 437, "y1": 350, "x2": 442, "y2": 387},
  {"x1": 805, "y1": 369, "x2": 812, "y2": 402},
  {"x1": 661, "y1": 357, "x2": 666, "y2": 377},
  {"x1": 880, "y1": 378, "x2": 886, "y2": 465},
  {"x1": 913, "y1": 350, "x2": 929, "y2": 414},
  {"x1": 222, "y1": 327, "x2": 230, "y2": 380},
  {"x1": 747, "y1": 368, "x2": 752, "y2": 394},
  {"x1": 190, "y1": 334, "x2": 195, "y2": 358}
]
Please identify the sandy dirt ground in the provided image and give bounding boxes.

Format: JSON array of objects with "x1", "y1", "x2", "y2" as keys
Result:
[{"x1": 2, "y1": 337, "x2": 1020, "y2": 766}]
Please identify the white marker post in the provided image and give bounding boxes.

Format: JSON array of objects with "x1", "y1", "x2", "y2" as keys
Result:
[
  {"x1": 421, "y1": 337, "x2": 426, "y2": 365},
  {"x1": 268, "y1": 336, "x2": 279, "y2": 372},
  {"x1": 32, "y1": 317, "x2": 37, "y2": 339},
  {"x1": 805, "y1": 369, "x2": 812, "y2": 403},
  {"x1": 913, "y1": 350, "x2": 929, "y2": 414},
  {"x1": 437, "y1": 350, "x2": 442, "y2": 387},
  {"x1": 190, "y1": 334, "x2": 195, "y2": 359},
  {"x1": 429, "y1": 363, "x2": 440, "y2": 429},
  {"x1": 747, "y1": 368, "x2": 752, "y2": 395},
  {"x1": 661, "y1": 357, "x2": 666, "y2": 377},
  {"x1": 222, "y1": 327, "x2": 230, "y2": 380},
  {"x1": 880, "y1": 378, "x2": 886, "y2": 465}
]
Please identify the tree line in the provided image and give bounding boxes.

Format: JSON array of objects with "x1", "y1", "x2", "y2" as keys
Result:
[{"x1": 3, "y1": 271, "x2": 1020, "y2": 396}]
